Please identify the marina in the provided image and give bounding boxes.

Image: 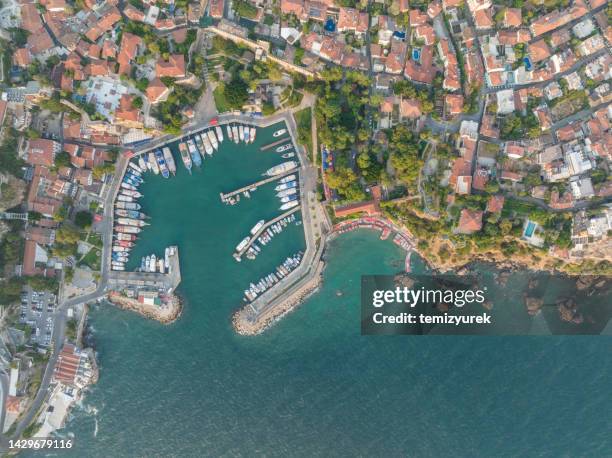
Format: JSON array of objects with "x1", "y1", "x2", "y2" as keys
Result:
[
  {"x1": 260, "y1": 137, "x2": 291, "y2": 151},
  {"x1": 219, "y1": 166, "x2": 298, "y2": 203}
]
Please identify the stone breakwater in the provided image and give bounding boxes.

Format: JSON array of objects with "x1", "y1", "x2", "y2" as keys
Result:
[
  {"x1": 233, "y1": 260, "x2": 325, "y2": 335},
  {"x1": 107, "y1": 291, "x2": 182, "y2": 324}
]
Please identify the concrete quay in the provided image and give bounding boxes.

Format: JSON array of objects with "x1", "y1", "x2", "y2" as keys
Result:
[
  {"x1": 235, "y1": 206, "x2": 300, "y2": 258},
  {"x1": 219, "y1": 167, "x2": 297, "y2": 202}
]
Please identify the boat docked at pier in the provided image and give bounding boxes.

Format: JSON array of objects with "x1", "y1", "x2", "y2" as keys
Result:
[
  {"x1": 138, "y1": 156, "x2": 147, "y2": 171},
  {"x1": 207, "y1": 130, "x2": 218, "y2": 150},
  {"x1": 275, "y1": 180, "x2": 297, "y2": 191},
  {"x1": 178, "y1": 142, "x2": 192, "y2": 172},
  {"x1": 128, "y1": 162, "x2": 143, "y2": 174},
  {"x1": 115, "y1": 225, "x2": 142, "y2": 234},
  {"x1": 115, "y1": 209, "x2": 147, "y2": 219},
  {"x1": 120, "y1": 182, "x2": 137, "y2": 191},
  {"x1": 116, "y1": 217, "x2": 149, "y2": 227},
  {"x1": 276, "y1": 187, "x2": 297, "y2": 198},
  {"x1": 244, "y1": 127, "x2": 250, "y2": 143},
  {"x1": 265, "y1": 161, "x2": 297, "y2": 176},
  {"x1": 227, "y1": 125, "x2": 233, "y2": 141},
  {"x1": 148, "y1": 152, "x2": 160, "y2": 174},
  {"x1": 187, "y1": 139, "x2": 203, "y2": 167},
  {"x1": 279, "y1": 200, "x2": 299, "y2": 210},
  {"x1": 236, "y1": 236, "x2": 250, "y2": 252},
  {"x1": 154, "y1": 149, "x2": 170, "y2": 178},
  {"x1": 115, "y1": 201, "x2": 141, "y2": 210},
  {"x1": 276, "y1": 144, "x2": 292, "y2": 153},
  {"x1": 279, "y1": 174, "x2": 296, "y2": 183},
  {"x1": 273, "y1": 128, "x2": 286, "y2": 137},
  {"x1": 114, "y1": 233, "x2": 137, "y2": 241},
  {"x1": 250, "y1": 127, "x2": 256, "y2": 143},
  {"x1": 116, "y1": 194, "x2": 134, "y2": 202},
  {"x1": 215, "y1": 126, "x2": 224, "y2": 143},
  {"x1": 232, "y1": 125, "x2": 239, "y2": 143},
  {"x1": 282, "y1": 152, "x2": 295, "y2": 158},
  {"x1": 280, "y1": 194, "x2": 298, "y2": 203},
  {"x1": 250, "y1": 220, "x2": 265, "y2": 235},
  {"x1": 200, "y1": 134, "x2": 213, "y2": 155},
  {"x1": 163, "y1": 147, "x2": 176, "y2": 175},
  {"x1": 120, "y1": 189, "x2": 142, "y2": 198}
]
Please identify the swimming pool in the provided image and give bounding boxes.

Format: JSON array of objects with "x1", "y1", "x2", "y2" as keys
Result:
[
  {"x1": 524, "y1": 221, "x2": 536, "y2": 238},
  {"x1": 412, "y1": 48, "x2": 421, "y2": 61}
]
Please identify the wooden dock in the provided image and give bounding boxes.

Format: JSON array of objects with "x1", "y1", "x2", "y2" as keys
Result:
[
  {"x1": 220, "y1": 168, "x2": 298, "y2": 202},
  {"x1": 260, "y1": 137, "x2": 291, "y2": 151},
  {"x1": 236, "y1": 206, "x2": 301, "y2": 258}
]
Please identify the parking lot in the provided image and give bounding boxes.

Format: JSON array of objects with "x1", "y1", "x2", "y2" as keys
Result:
[{"x1": 20, "y1": 286, "x2": 57, "y2": 348}]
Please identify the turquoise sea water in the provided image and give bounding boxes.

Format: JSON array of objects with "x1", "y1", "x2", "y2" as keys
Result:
[{"x1": 34, "y1": 126, "x2": 612, "y2": 456}]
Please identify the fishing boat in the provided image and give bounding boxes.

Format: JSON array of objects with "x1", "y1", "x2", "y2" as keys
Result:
[
  {"x1": 115, "y1": 209, "x2": 146, "y2": 219},
  {"x1": 265, "y1": 161, "x2": 297, "y2": 176},
  {"x1": 282, "y1": 152, "x2": 295, "y2": 158},
  {"x1": 120, "y1": 189, "x2": 142, "y2": 198},
  {"x1": 276, "y1": 188, "x2": 297, "y2": 198},
  {"x1": 149, "y1": 254, "x2": 157, "y2": 272},
  {"x1": 187, "y1": 140, "x2": 202, "y2": 167},
  {"x1": 250, "y1": 220, "x2": 265, "y2": 235},
  {"x1": 116, "y1": 194, "x2": 134, "y2": 202},
  {"x1": 178, "y1": 142, "x2": 192, "y2": 172},
  {"x1": 164, "y1": 248, "x2": 170, "y2": 269},
  {"x1": 250, "y1": 127, "x2": 256, "y2": 143},
  {"x1": 275, "y1": 180, "x2": 297, "y2": 191},
  {"x1": 115, "y1": 225, "x2": 141, "y2": 234},
  {"x1": 111, "y1": 265, "x2": 125, "y2": 271},
  {"x1": 236, "y1": 236, "x2": 250, "y2": 252},
  {"x1": 276, "y1": 144, "x2": 292, "y2": 152},
  {"x1": 158, "y1": 259, "x2": 165, "y2": 274},
  {"x1": 207, "y1": 130, "x2": 218, "y2": 150},
  {"x1": 116, "y1": 217, "x2": 148, "y2": 227},
  {"x1": 138, "y1": 156, "x2": 147, "y2": 171},
  {"x1": 115, "y1": 201, "x2": 141, "y2": 210},
  {"x1": 140, "y1": 257, "x2": 146, "y2": 271},
  {"x1": 239, "y1": 125, "x2": 244, "y2": 142},
  {"x1": 116, "y1": 240, "x2": 135, "y2": 248},
  {"x1": 154, "y1": 149, "x2": 170, "y2": 178},
  {"x1": 232, "y1": 125, "x2": 239, "y2": 143},
  {"x1": 273, "y1": 128, "x2": 286, "y2": 137},
  {"x1": 200, "y1": 134, "x2": 213, "y2": 156},
  {"x1": 216, "y1": 125, "x2": 224, "y2": 143},
  {"x1": 143, "y1": 155, "x2": 152, "y2": 171},
  {"x1": 279, "y1": 174, "x2": 296, "y2": 184},
  {"x1": 227, "y1": 125, "x2": 233, "y2": 141},
  {"x1": 244, "y1": 127, "x2": 250, "y2": 143},
  {"x1": 279, "y1": 200, "x2": 299, "y2": 210},
  {"x1": 163, "y1": 147, "x2": 176, "y2": 175},
  {"x1": 148, "y1": 152, "x2": 160, "y2": 174},
  {"x1": 112, "y1": 246, "x2": 129, "y2": 252},
  {"x1": 114, "y1": 233, "x2": 136, "y2": 241}
]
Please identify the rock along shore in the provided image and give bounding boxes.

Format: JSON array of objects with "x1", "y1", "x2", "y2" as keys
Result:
[{"x1": 107, "y1": 291, "x2": 183, "y2": 324}]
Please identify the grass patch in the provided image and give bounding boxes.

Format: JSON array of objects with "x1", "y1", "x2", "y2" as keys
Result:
[
  {"x1": 79, "y1": 248, "x2": 101, "y2": 271},
  {"x1": 213, "y1": 84, "x2": 231, "y2": 113},
  {"x1": 295, "y1": 107, "x2": 313, "y2": 160}
]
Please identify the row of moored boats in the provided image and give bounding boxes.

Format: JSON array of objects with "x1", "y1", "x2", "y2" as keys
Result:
[
  {"x1": 112, "y1": 161, "x2": 149, "y2": 271},
  {"x1": 137, "y1": 247, "x2": 175, "y2": 274},
  {"x1": 242, "y1": 213, "x2": 300, "y2": 261},
  {"x1": 243, "y1": 252, "x2": 303, "y2": 303}
]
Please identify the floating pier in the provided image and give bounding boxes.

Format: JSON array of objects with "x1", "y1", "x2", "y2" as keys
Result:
[
  {"x1": 260, "y1": 137, "x2": 291, "y2": 151},
  {"x1": 235, "y1": 207, "x2": 301, "y2": 259},
  {"x1": 219, "y1": 167, "x2": 298, "y2": 202}
]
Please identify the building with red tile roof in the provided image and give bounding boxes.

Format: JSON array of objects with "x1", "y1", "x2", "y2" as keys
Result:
[
  {"x1": 334, "y1": 200, "x2": 380, "y2": 218},
  {"x1": 13, "y1": 48, "x2": 32, "y2": 67},
  {"x1": 400, "y1": 98, "x2": 422, "y2": 119},
  {"x1": 456, "y1": 209, "x2": 483, "y2": 234},
  {"x1": 486, "y1": 195, "x2": 505, "y2": 213},
  {"x1": 473, "y1": 9, "x2": 493, "y2": 29},
  {"x1": 409, "y1": 9, "x2": 429, "y2": 27},
  {"x1": 210, "y1": 0, "x2": 225, "y2": 18},
  {"x1": 156, "y1": 54, "x2": 186, "y2": 78},
  {"x1": 117, "y1": 33, "x2": 144, "y2": 75},
  {"x1": 529, "y1": 1, "x2": 588, "y2": 37},
  {"x1": 445, "y1": 94, "x2": 464, "y2": 116},
  {"x1": 26, "y1": 139, "x2": 60, "y2": 167},
  {"x1": 503, "y1": 8, "x2": 522, "y2": 27},
  {"x1": 404, "y1": 45, "x2": 437, "y2": 84},
  {"x1": 337, "y1": 7, "x2": 368, "y2": 35},
  {"x1": 529, "y1": 40, "x2": 551, "y2": 63},
  {"x1": 146, "y1": 78, "x2": 170, "y2": 104},
  {"x1": 20, "y1": 3, "x2": 44, "y2": 33}
]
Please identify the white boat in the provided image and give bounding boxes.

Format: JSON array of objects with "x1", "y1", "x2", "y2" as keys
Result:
[
  {"x1": 137, "y1": 156, "x2": 147, "y2": 172},
  {"x1": 128, "y1": 162, "x2": 142, "y2": 174},
  {"x1": 200, "y1": 134, "x2": 214, "y2": 156},
  {"x1": 244, "y1": 127, "x2": 250, "y2": 143},
  {"x1": 280, "y1": 195, "x2": 298, "y2": 203},
  {"x1": 149, "y1": 254, "x2": 156, "y2": 273},
  {"x1": 163, "y1": 147, "x2": 176, "y2": 175},
  {"x1": 275, "y1": 180, "x2": 297, "y2": 191},
  {"x1": 282, "y1": 152, "x2": 295, "y2": 158},
  {"x1": 250, "y1": 220, "x2": 265, "y2": 235},
  {"x1": 157, "y1": 259, "x2": 165, "y2": 273},
  {"x1": 277, "y1": 188, "x2": 297, "y2": 198},
  {"x1": 235, "y1": 236, "x2": 250, "y2": 252},
  {"x1": 144, "y1": 155, "x2": 152, "y2": 171},
  {"x1": 265, "y1": 161, "x2": 297, "y2": 176},
  {"x1": 215, "y1": 126, "x2": 224, "y2": 143},
  {"x1": 115, "y1": 225, "x2": 142, "y2": 234},
  {"x1": 116, "y1": 217, "x2": 148, "y2": 227},
  {"x1": 111, "y1": 265, "x2": 125, "y2": 271},
  {"x1": 273, "y1": 128, "x2": 286, "y2": 137},
  {"x1": 148, "y1": 152, "x2": 160, "y2": 174},
  {"x1": 207, "y1": 130, "x2": 218, "y2": 150},
  {"x1": 120, "y1": 182, "x2": 137, "y2": 190},
  {"x1": 164, "y1": 247, "x2": 170, "y2": 269},
  {"x1": 280, "y1": 200, "x2": 299, "y2": 210},
  {"x1": 227, "y1": 125, "x2": 233, "y2": 141},
  {"x1": 276, "y1": 144, "x2": 292, "y2": 152},
  {"x1": 279, "y1": 174, "x2": 296, "y2": 183},
  {"x1": 250, "y1": 127, "x2": 256, "y2": 143},
  {"x1": 145, "y1": 256, "x2": 151, "y2": 271},
  {"x1": 115, "y1": 201, "x2": 141, "y2": 210},
  {"x1": 239, "y1": 125, "x2": 244, "y2": 142},
  {"x1": 232, "y1": 125, "x2": 239, "y2": 144},
  {"x1": 116, "y1": 194, "x2": 134, "y2": 202},
  {"x1": 120, "y1": 190, "x2": 142, "y2": 198}
]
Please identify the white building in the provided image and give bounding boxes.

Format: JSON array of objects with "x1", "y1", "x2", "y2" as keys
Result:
[{"x1": 496, "y1": 89, "x2": 515, "y2": 114}]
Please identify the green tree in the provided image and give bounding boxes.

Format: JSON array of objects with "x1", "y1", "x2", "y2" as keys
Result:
[{"x1": 74, "y1": 211, "x2": 93, "y2": 228}]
